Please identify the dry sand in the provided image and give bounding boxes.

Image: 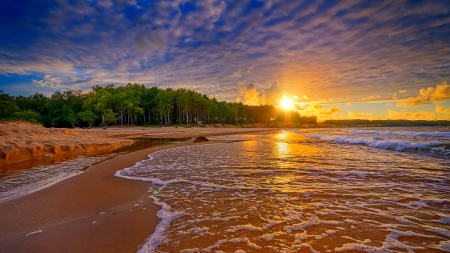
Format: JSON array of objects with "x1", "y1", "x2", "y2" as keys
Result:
[
  {"x1": 0, "y1": 121, "x2": 273, "y2": 166},
  {"x1": 0, "y1": 122, "x2": 276, "y2": 252}
]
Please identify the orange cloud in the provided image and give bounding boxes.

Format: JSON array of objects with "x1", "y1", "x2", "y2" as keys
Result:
[
  {"x1": 436, "y1": 104, "x2": 450, "y2": 113},
  {"x1": 361, "y1": 95, "x2": 381, "y2": 101},
  {"x1": 236, "y1": 82, "x2": 263, "y2": 105},
  {"x1": 348, "y1": 111, "x2": 371, "y2": 118},
  {"x1": 399, "y1": 81, "x2": 450, "y2": 106},
  {"x1": 388, "y1": 110, "x2": 434, "y2": 120},
  {"x1": 312, "y1": 104, "x2": 341, "y2": 116}
]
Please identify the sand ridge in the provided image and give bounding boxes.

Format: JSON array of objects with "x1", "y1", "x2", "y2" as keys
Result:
[{"x1": 0, "y1": 121, "x2": 274, "y2": 166}]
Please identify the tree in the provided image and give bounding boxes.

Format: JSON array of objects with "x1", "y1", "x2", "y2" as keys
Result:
[
  {"x1": 11, "y1": 110, "x2": 41, "y2": 123},
  {"x1": 103, "y1": 109, "x2": 117, "y2": 126},
  {"x1": 77, "y1": 110, "x2": 98, "y2": 127},
  {"x1": 0, "y1": 90, "x2": 19, "y2": 119}
]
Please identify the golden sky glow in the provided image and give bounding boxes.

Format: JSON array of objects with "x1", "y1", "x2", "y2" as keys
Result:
[{"x1": 280, "y1": 95, "x2": 294, "y2": 111}]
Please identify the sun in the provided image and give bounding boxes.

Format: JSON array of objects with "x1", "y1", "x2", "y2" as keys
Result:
[{"x1": 280, "y1": 95, "x2": 294, "y2": 110}]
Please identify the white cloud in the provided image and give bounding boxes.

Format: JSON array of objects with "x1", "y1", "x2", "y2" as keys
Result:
[
  {"x1": 32, "y1": 75, "x2": 63, "y2": 89},
  {"x1": 232, "y1": 69, "x2": 243, "y2": 78}
]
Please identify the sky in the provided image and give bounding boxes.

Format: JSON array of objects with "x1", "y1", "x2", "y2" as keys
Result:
[{"x1": 1, "y1": 0, "x2": 450, "y2": 120}]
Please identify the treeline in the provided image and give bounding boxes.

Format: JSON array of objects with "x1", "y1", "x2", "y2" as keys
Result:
[
  {"x1": 0, "y1": 84, "x2": 317, "y2": 128},
  {"x1": 322, "y1": 119, "x2": 450, "y2": 127}
]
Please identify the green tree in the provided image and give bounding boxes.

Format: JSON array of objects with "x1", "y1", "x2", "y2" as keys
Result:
[
  {"x1": 11, "y1": 110, "x2": 41, "y2": 123},
  {"x1": 103, "y1": 109, "x2": 117, "y2": 126},
  {"x1": 0, "y1": 90, "x2": 19, "y2": 119},
  {"x1": 77, "y1": 110, "x2": 98, "y2": 127}
]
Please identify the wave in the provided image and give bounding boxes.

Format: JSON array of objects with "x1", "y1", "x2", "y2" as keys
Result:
[
  {"x1": 350, "y1": 129, "x2": 450, "y2": 137},
  {"x1": 302, "y1": 133, "x2": 449, "y2": 157}
]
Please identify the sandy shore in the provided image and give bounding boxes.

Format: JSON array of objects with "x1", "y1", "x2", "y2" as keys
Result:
[
  {"x1": 0, "y1": 125, "x2": 276, "y2": 252},
  {"x1": 0, "y1": 121, "x2": 274, "y2": 166},
  {"x1": 0, "y1": 142, "x2": 201, "y2": 253}
]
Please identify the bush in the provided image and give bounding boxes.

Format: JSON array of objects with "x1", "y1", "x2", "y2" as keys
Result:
[{"x1": 11, "y1": 110, "x2": 41, "y2": 123}]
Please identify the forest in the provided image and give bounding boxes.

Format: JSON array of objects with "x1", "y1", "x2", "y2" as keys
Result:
[{"x1": 0, "y1": 83, "x2": 317, "y2": 128}]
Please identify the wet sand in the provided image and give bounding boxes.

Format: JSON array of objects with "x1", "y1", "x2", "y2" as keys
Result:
[{"x1": 0, "y1": 142, "x2": 206, "y2": 253}]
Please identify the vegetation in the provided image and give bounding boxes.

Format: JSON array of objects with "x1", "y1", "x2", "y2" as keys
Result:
[
  {"x1": 0, "y1": 85, "x2": 317, "y2": 128},
  {"x1": 3, "y1": 87, "x2": 447, "y2": 128}
]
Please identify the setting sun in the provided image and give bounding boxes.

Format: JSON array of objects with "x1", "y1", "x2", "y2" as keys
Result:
[{"x1": 280, "y1": 95, "x2": 294, "y2": 110}]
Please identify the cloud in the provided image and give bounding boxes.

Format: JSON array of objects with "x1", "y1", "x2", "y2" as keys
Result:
[
  {"x1": 1, "y1": 0, "x2": 450, "y2": 104},
  {"x1": 348, "y1": 111, "x2": 371, "y2": 118},
  {"x1": 236, "y1": 81, "x2": 263, "y2": 105},
  {"x1": 399, "y1": 81, "x2": 450, "y2": 106},
  {"x1": 310, "y1": 104, "x2": 341, "y2": 116},
  {"x1": 361, "y1": 95, "x2": 381, "y2": 101},
  {"x1": 388, "y1": 110, "x2": 434, "y2": 120},
  {"x1": 32, "y1": 75, "x2": 63, "y2": 89},
  {"x1": 262, "y1": 81, "x2": 283, "y2": 106},
  {"x1": 236, "y1": 80, "x2": 286, "y2": 106},
  {"x1": 135, "y1": 26, "x2": 167, "y2": 53},
  {"x1": 436, "y1": 104, "x2": 450, "y2": 113},
  {"x1": 232, "y1": 69, "x2": 243, "y2": 78},
  {"x1": 399, "y1": 90, "x2": 407, "y2": 93}
]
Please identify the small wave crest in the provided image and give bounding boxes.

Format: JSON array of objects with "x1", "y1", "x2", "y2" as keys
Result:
[
  {"x1": 302, "y1": 133, "x2": 449, "y2": 158},
  {"x1": 350, "y1": 129, "x2": 450, "y2": 137}
]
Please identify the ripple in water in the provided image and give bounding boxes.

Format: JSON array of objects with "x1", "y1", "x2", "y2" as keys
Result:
[{"x1": 116, "y1": 132, "x2": 450, "y2": 252}]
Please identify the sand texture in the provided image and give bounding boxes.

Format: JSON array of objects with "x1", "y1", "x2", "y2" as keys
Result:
[
  {"x1": 0, "y1": 122, "x2": 134, "y2": 166},
  {"x1": 0, "y1": 121, "x2": 273, "y2": 166}
]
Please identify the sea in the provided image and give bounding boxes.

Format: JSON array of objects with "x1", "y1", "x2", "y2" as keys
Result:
[{"x1": 114, "y1": 127, "x2": 450, "y2": 253}]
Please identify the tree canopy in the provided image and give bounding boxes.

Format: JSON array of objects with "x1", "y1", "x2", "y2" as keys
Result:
[{"x1": 0, "y1": 84, "x2": 318, "y2": 128}]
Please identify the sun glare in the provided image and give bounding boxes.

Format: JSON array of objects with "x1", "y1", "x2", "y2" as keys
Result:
[{"x1": 280, "y1": 96, "x2": 294, "y2": 110}]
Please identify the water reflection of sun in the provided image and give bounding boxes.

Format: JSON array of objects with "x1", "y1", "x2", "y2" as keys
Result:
[{"x1": 276, "y1": 132, "x2": 289, "y2": 160}]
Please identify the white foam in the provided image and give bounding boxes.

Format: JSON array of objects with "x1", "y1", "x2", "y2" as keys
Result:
[
  {"x1": 225, "y1": 224, "x2": 263, "y2": 233},
  {"x1": 436, "y1": 240, "x2": 450, "y2": 252},
  {"x1": 26, "y1": 230, "x2": 42, "y2": 237},
  {"x1": 137, "y1": 198, "x2": 184, "y2": 253},
  {"x1": 113, "y1": 132, "x2": 448, "y2": 252},
  {"x1": 438, "y1": 215, "x2": 450, "y2": 225},
  {"x1": 302, "y1": 133, "x2": 445, "y2": 152},
  {"x1": 425, "y1": 226, "x2": 450, "y2": 237},
  {"x1": 350, "y1": 129, "x2": 450, "y2": 137},
  {"x1": 228, "y1": 237, "x2": 261, "y2": 249}
]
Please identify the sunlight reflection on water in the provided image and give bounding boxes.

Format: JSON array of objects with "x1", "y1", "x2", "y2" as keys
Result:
[{"x1": 117, "y1": 131, "x2": 450, "y2": 253}]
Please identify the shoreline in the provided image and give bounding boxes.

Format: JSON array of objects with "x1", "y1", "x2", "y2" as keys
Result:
[
  {"x1": 0, "y1": 142, "x2": 205, "y2": 253},
  {"x1": 0, "y1": 129, "x2": 277, "y2": 252}
]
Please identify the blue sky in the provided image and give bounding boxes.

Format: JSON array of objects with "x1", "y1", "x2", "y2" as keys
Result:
[{"x1": 1, "y1": 0, "x2": 450, "y2": 119}]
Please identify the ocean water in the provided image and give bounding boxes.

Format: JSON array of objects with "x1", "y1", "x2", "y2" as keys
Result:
[
  {"x1": 116, "y1": 128, "x2": 450, "y2": 253},
  {"x1": 0, "y1": 138, "x2": 167, "y2": 203},
  {"x1": 0, "y1": 153, "x2": 121, "y2": 203}
]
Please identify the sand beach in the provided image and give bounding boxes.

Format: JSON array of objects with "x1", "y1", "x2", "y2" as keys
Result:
[{"x1": 0, "y1": 122, "x2": 274, "y2": 252}]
